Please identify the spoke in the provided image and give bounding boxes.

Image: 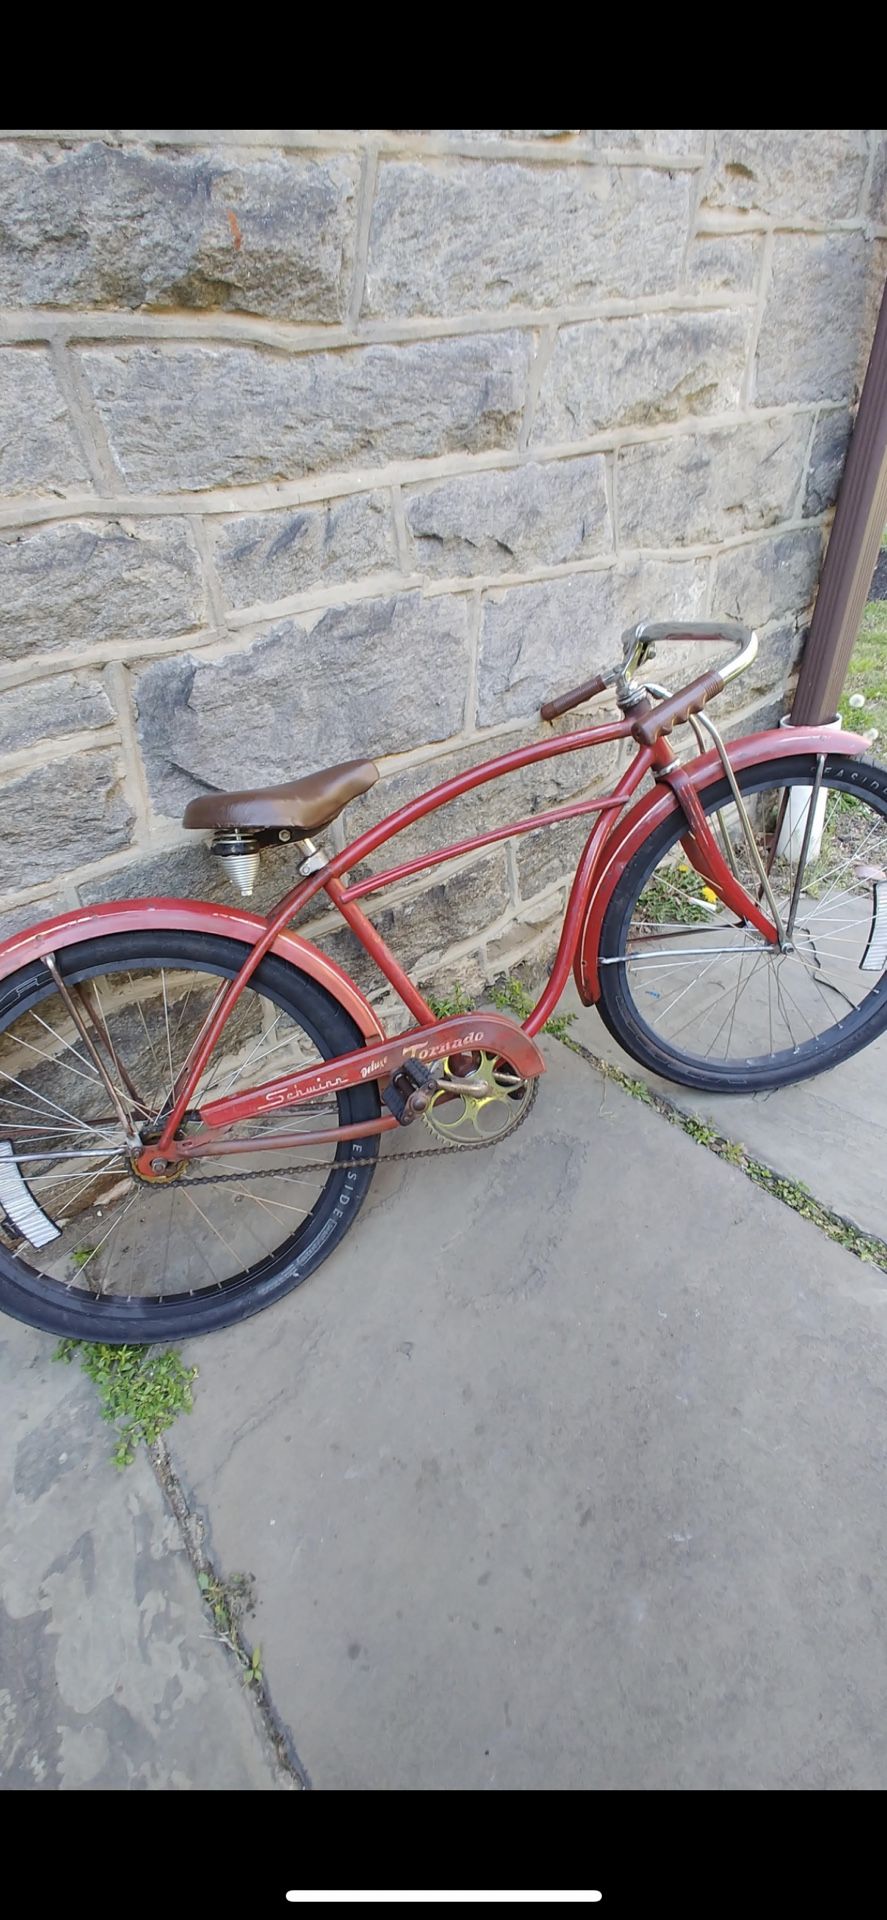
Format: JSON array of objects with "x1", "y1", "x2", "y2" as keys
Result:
[
  {"x1": 127, "y1": 973, "x2": 168, "y2": 1108},
  {"x1": 36, "y1": 1158, "x2": 128, "y2": 1215},
  {"x1": 624, "y1": 944, "x2": 761, "y2": 971},
  {"x1": 624, "y1": 774, "x2": 887, "y2": 1064},
  {"x1": 179, "y1": 1186, "x2": 242, "y2": 1270},
  {"x1": 30, "y1": 1009, "x2": 100, "y2": 1079},
  {"x1": 0, "y1": 954, "x2": 358, "y2": 1303},
  {"x1": 168, "y1": 979, "x2": 231, "y2": 1108},
  {"x1": 773, "y1": 967, "x2": 801, "y2": 1050},
  {"x1": 705, "y1": 949, "x2": 767, "y2": 1059},
  {"x1": 26, "y1": 1144, "x2": 126, "y2": 1175},
  {"x1": 10, "y1": 1030, "x2": 102, "y2": 1086},
  {"x1": 0, "y1": 1122, "x2": 116, "y2": 1136},
  {"x1": 229, "y1": 1185, "x2": 310, "y2": 1219},
  {"x1": 648, "y1": 947, "x2": 728, "y2": 1028},
  {"x1": 773, "y1": 965, "x2": 822, "y2": 1044},
  {"x1": 169, "y1": 977, "x2": 198, "y2": 1059},
  {"x1": 203, "y1": 1011, "x2": 286, "y2": 1101},
  {"x1": 73, "y1": 1192, "x2": 140, "y2": 1291},
  {"x1": 663, "y1": 961, "x2": 759, "y2": 1045},
  {"x1": 160, "y1": 970, "x2": 177, "y2": 1114},
  {"x1": 0, "y1": 1068, "x2": 119, "y2": 1133},
  {"x1": 11, "y1": 1147, "x2": 127, "y2": 1162}
]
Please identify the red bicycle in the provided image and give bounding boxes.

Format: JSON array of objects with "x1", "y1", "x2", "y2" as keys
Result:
[{"x1": 0, "y1": 620, "x2": 882, "y2": 1343}]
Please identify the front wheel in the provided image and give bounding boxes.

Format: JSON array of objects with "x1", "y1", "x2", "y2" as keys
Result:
[
  {"x1": 0, "y1": 930, "x2": 379, "y2": 1343},
  {"x1": 596, "y1": 754, "x2": 887, "y2": 1092}
]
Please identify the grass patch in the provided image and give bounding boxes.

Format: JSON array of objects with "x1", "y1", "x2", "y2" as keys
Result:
[
  {"x1": 53, "y1": 1340, "x2": 197, "y2": 1468},
  {"x1": 634, "y1": 860, "x2": 718, "y2": 927},
  {"x1": 427, "y1": 977, "x2": 577, "y2": 1046},
  {"x1": 839, "y1": 600, "x2": 887, "y2": 763}
]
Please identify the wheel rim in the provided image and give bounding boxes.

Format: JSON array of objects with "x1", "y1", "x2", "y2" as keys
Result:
[
  {"x1": 610, "y1": 763, "x2": 887, "y2": 1074},
  {"x1": 0, "y1": 946, "x2": 367, "y2": 1309}
]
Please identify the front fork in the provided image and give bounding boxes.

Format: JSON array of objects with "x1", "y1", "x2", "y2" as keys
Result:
[{"x1": 650, "y1": 729, "x2": 785, "y2": 947}]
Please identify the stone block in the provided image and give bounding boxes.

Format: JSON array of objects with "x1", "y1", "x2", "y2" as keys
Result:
[
  {"x1": 0, "y1": 142, "x2": 359, "y2": 320},
  {"x1": 617, "y1": 415, "x2": 811, "y2": 548},
  {"x1": 531, "y1": 310, "x2": 750, "y2": 446},
  {"x1": 713, "y1": 527, "x2": 823, "y2": 632},
  {"x1": 363, "y1": 161, "x2": 691, "y2": 317},
  {"x1": 79, "y1": 335, "x2": 533, "y2": 492},
  {"x1": 684, "y1": 233, "x2": 763, "y2": 295},
  {"x1": 0, "y1": 348, "x2": 88, "y2": 495},
  {"x1": 803, "y1": 409, "x2": 853, "y2": 517},
  {"x1": 755, "y1": 234, "x2": 870, "y2": 407},
  {"x1": 211, "y1": 492, "x2": 397, "y2": 610},
  {"x1": 404, "y1": 457, "x2": 611, "y2": 577},
  {"x1": 476, "y1": 558, "x2": 709, "y2": 725},
  {"x1": 0, "y1": 518, "x2": 206, "y2": 660},
  {"x1": 0, "y1": 750, "x2": 134, "y2": 892},
  {"x1": 515, "y1": 809, "x2": 603, "y2": 903},
  {"x1": 0, "y1": 670, "x2": 115, "y2": 755},
  {"x1": 369, "y1": 852, "x2": 511, "y2": 972},
  {"x1": 594, "y1": 130, "x2": 705, "y2": 154},
  {"x1": 343, "y1": 712, "x2": 619, "y2": 878},
  {"x1": 79, "y1": 836, "x2": 298, "y2": 916},
  {"x1": 132, "y1": 591, "x2": 472, "y2": 821},
  {"x1": 0, "y1": 892, "x2": 72, "y2": 945},
  {"x1": 702, "y1": 129, "x2": 868, "y2": 223}
]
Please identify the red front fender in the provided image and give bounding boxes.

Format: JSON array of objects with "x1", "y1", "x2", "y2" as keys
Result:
[
  {"x1": 576, "y1": 725, "x2": 872, "y2": 1004},
  {"x1": 0, "y1": 897, "x2": 387, "y2": 1046}
]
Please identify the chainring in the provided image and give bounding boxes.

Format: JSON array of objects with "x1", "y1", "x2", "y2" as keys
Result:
[{"x1": 421, "y1": 1049, "x2": 536, "y2": 1144}]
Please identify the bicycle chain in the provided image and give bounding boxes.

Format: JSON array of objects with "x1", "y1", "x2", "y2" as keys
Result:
[{"x1": 176, "y1": 1077, "x2": 539, "y2": 1184}]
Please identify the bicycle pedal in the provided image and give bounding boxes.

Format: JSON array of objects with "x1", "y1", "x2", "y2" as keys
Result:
[{"x1": 381, "y1": 1057, "x2": 437, "y2": 1126}]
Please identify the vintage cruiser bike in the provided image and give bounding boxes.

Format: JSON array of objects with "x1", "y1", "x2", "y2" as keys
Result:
[{"x1": 1, "y1": 619, "x2": 884, "y2": 1343}]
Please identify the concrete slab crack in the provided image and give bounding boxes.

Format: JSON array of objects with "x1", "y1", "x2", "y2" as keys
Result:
[{"x1": 149, "y1": 1433, "x2": 311, "y2": 1790}]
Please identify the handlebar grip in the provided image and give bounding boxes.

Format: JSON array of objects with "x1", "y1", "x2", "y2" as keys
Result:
[
  {"x1": 631, "y1": 668, "x2": 726, "y2": 747},
  {"x1": 540, "y1": 673, "x2": 610, "y2": 723}
]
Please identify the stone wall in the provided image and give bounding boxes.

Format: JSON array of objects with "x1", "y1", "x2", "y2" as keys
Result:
[{"x1": 1, "y1": 128, "x2": 885, "y2": 1006}]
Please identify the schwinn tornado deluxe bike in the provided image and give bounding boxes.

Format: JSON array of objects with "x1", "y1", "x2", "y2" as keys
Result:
[{"x1": 1, "y1": 620, "x2": 884, "y2": 1343}]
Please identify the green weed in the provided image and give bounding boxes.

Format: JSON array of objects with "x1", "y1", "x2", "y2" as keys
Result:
[
  {"x1": 53, "y1": 1340, "x2": 197, "y2": 1468},
  {"x1": 196, "y1": 1567, "x2": 262, "y2": 1682},
  {"x1": 635, "y1": 860, "x2": 717, "y2": 927},
  {"x1": 490, "y1": 975, "x2": 577, "y2": 1045},
  {"x1": 429, "y1": 975, "x2": 577, "y2": 1044}
]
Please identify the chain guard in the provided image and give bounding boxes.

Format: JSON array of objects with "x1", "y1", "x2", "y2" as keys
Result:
[{"x1": 176, "y1": 1060, "x2": 538, "y2": 1184}]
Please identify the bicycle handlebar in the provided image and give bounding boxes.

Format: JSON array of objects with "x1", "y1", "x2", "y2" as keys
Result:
[
  {"x1": 539, "y1": 620, "x2": 758, "y2": 728},
  {"x1": 540, "y1": 671, "x2": 612, "y2": 723}
]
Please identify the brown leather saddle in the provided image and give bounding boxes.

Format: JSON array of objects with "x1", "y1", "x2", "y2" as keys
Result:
[{"x1": 182, "y1": 757, "x2": 379, "y2": 834}]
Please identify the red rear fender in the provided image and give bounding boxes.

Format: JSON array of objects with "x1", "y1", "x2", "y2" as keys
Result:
[{"x1": 0, "y1": 897, "x2": 387, "y2": 1045}]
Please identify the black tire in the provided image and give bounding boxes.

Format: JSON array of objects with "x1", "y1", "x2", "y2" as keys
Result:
[
  {"x1": 596, "y1": 754, "x2": 887, "y2": 1093},
  {"x1": 0, "y1": 930, "x2": 379, "y2": 1343}
]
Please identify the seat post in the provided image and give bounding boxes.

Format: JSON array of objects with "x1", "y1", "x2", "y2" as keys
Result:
[{"x1": 295, "y1": 838, "x2": 329, "y2": 877}]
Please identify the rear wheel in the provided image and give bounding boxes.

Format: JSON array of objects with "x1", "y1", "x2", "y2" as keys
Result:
[
  {"x1": 0, "y1": 930, "x2": 379, "y2": 1343},
  {"x1": 597, "y1": 755, "x2": 887, "y2": 1091}
]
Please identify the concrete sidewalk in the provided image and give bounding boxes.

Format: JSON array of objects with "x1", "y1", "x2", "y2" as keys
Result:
[
  {"x1": 0, "y1": 1319, "x2": 283, "y2": 1790},
  {"x1": 168, "y1": 1029, "x2": 887, "y2": 1790},
  {"x1": 3, "y1": 1025, "x2": 887, "y2": 1790},
  {"x1": 563, "y1": 982, "x2": 887, "y2": 1245}
]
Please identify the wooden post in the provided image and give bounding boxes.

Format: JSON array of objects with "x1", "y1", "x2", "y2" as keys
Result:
[{"x1": 790, "y1": 276, "x2": 887, "y2": 724}]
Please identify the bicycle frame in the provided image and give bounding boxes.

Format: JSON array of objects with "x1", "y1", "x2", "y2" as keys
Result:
[{"x1": 0, "y1": 713, "x2": 869, "y2": 1171}]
